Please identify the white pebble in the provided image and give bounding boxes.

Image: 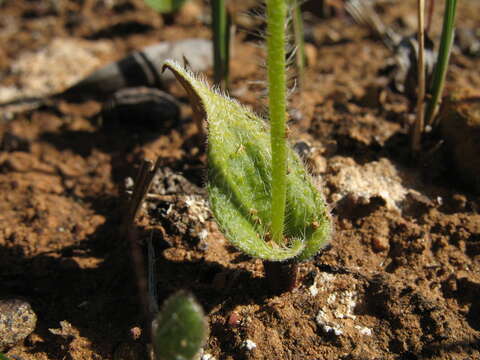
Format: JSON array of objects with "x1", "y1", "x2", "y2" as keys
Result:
[
  {"x1": 242, "y1": 339, "x2": 257, "y2": 351},
  {"x1": 355, "y1": 325, "x2": 373, "y2": 336},
  {"x1": 316, "y1": 310, "x2": 343, "y2": 336},
  {"x1": 198, "y1": 228, "x2": 209, "y2": 240},
  {"x1": 308, "y1": 283, "x2": 318, "y2": 296},
  {"x1": 124, "y1": 177, "x2": 134, "y2": 189}
]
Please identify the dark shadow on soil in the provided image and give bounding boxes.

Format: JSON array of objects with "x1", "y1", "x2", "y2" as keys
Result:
[
  {"x1": 85, "y1": 21, "x2": 154, "y2": 40},
  {"x1": 442, "y1": 277, "x2": 480, "y2": 331},
  {"x1": 155, "y1": 256, "x2": 267, "y2": 311},
  {"x1": 40, "y1": 128, "x2": 150, "y2": 183},
  {"x1": 418, "y1": 339, "x2": 480, "y2": 359},
  {"x1": 39, "y1": 114, "x2": 194, "y2": 186},
  {"x1": 331, "y1": 195, "x2": 385, "y2": 221},
  {"x1": 0, "y1": 197, "x2": 140, "y2": 359}
]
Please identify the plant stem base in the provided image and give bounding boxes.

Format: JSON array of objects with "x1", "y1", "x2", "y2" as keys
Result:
[{"x1": 263, "y1": 260, "x2": 299, "y2": 294}]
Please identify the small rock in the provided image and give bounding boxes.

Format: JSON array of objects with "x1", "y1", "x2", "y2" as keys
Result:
[
  {"x1": 304, "y1": 43, "x2": 318, "y2": 67},
  {"x1": 129, "y1": 326, "x2": 142, "y2": 341},
  {"x1": 242, "y1": 339, "x2": 257, "y2": 351},
  {"x1": 201, "y1": 353, "x2": 215, "y2": 360},
  {"x1": 293, "y1": 140, "x2": 313, "y2": 159},
  {"x1": 327, "y1": 157, "x2": 411, "y2": 211},
  {"x1": 227, "y1": 311, "x2": 241, "y2": 328},
  {"x1": 308, "y1": 282, "x2": 319, "y2": 297},
  {"x1": 372, "y1": 236, "x2": 389, "y2": 252},
  {"x1": 101, "y1": 87, "x2": 180, "y2": 131},
  {"x1": 451, "y1": 193, "x2": 468, "y2": 211},
  {"x1": 0, "y1": 38, "x2": 113, "y2": 103},
  {"x1": 354, "y1": 325, "x2": 373, "y2": 336},
  {"x1": 0, "y1": 299, "x2": 37, "y2": 351},
  {"x1": 48, "y1": 320, "x2": 77, "y2": 339},
  {"x1": 316, "y1": 310, "x2": 343, "y2": 336}
]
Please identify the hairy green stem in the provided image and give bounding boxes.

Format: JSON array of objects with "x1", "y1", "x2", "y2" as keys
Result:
[
  {"x1": 212, "y1": 0, "x2": 230, "y2": 88},
  {"x1": 424, "y1": 0, "x2": 457, "y2": 127},
  {"x1": 267, "y1": 0, "x2": 288, "y2": 245}
]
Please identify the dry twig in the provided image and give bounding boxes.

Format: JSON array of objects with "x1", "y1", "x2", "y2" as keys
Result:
[{"x1": 124, "y1": 158, "x2": 162, "y2": 341}]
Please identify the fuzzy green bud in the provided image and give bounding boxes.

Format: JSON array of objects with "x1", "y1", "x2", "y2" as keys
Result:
[{"x1": 152, "y1": 291, "x2": 208, "y2": 360}]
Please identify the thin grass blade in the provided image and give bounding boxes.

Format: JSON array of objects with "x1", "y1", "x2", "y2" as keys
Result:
[
  {"x1": 212, "y1": 0, "x2": 230, "y2": 89},
  {"x1": 424, "y1": 0, "x2": 457, "y2": 126}
]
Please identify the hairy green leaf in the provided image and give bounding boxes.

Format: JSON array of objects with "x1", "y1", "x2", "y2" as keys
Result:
[
  {"x1": 163, "y1": 60, "x2": 331, "y2": 262},
  {"x1": 152, "y1": 291, "x2": 208, "y2": 360}
]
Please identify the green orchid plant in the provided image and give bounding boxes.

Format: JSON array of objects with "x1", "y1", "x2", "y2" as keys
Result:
[{"x1": 163, "y1": 0, "x2": 331, "y2": 293}]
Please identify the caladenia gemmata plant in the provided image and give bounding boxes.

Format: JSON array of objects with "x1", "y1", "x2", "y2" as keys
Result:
[{"x1": 163, "y1": 0, "x2": 331, "y2": 293}]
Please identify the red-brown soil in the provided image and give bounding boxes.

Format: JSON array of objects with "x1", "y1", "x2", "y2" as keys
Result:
[{"x1": 1, "y1": 1, "x2": 480, "y2": 359}]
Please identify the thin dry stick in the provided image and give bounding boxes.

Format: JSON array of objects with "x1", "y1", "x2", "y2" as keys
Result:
[
  {"x1": 425, "y1": 0, "x2": 435, "y2": 34},
  {"x1": 411, "y1": 0, "x2": 426, "y2": 154},
  {"x1": 124, "y1": 158, "x2": 162, "y2": 341},
  {"x1": 126, "y1": 158, "x2": 162, "y2": 225}
]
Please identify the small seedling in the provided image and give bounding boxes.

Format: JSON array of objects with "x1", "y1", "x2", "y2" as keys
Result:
[
  {"x1": 144, "y1": 0, "x2": 189, "y2": 13},
  {"x1": 163, "y1": 1, "x2": 331, "y2": 294},
  {"x1": 152, "y1": 291, "x2": 208, "y2": 360}
]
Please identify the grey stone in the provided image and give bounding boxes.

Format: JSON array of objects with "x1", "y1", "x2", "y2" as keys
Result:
[{"x1": 0, "y1": 299, "x2": 37, "y2": 351}]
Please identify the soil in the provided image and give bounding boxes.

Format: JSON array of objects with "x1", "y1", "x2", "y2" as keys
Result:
[{"x1": 1, "y1": 1, "x2": 480, "y2": 359}]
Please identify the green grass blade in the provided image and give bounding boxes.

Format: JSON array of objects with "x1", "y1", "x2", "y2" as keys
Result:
[
  {"x1": 212, "y1": 0, "x2": 230, "y2": 88},
  {"x1": 424, "y1": 0, "x2": 457, "y2": 126},
  {"x1": 144, "y1": 0, "x2": 188, "y2": 13},
  {"x1": 290, "y1": 0, "x2": 306, "y2": 87}
]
